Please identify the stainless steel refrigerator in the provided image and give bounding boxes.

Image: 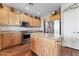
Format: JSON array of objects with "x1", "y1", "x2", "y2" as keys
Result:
[{"x1": 43, "y1": 20, "x2": 61, "y2": 35}]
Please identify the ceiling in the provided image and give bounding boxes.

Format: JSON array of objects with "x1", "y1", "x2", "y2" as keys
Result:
[{"x1": 3, "y1": 3, "x2": 61, "y2": 18}]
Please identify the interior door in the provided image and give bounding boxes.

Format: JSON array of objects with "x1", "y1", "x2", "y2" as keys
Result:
[{"x1": 76, "y1": 7, "x2": 79, "y2": 50}]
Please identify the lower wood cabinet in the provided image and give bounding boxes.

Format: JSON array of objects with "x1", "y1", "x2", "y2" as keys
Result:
[
  {"x1": 2, "y1": 34, "x2": 12, "y2": 49},
  {"x1": 30, "y1": 33, "x2": 62, "y2": 56},
  {"x1": 0, "y1": 32, "x2": 22, "y2": 50},
  {"x1": 0, "y1": 34, "x2": 2, "y2": 51},
  {"x1": 30, "y1": 34, "x2": 39, "y2": 54}
]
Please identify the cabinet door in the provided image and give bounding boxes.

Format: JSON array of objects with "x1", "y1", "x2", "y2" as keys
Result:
[
  {"x1": 10, "y1": 12, "x2": 20, "y2": 26},
  {"x1": 63, "y1": 10, "x2": 76, "y2": 48},
  {"x1": 30, "y1": 35, "x2": 36, "y2": 52},
  {"x1": 30, "y1": 35, "x2": 39, "y2": 54},
  {"x1": 0, "y1": 34, "x2": 2, "y2": 50},
  {"x1": 2, "y1": 34, "x2": 12, "y2": 49},
  {"x1": 10, "y1": 33, "x2": 21, "y2": 46},
  {"x1": 0, "y1": 8, "x2": 10, "y2": 25},
  {"x1": 76, "y1": 7, "x2": 79, "y2": 50}
]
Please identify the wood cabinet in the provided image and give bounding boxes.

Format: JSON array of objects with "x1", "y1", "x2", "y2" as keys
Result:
[
  {"x1": 0, "y1": 8, "x2": 10, "y2": 25},
  {"x1": 0, "y1": 8, "x2": 20, "y2": 26},
  {"x1": 0, "y1": 32, "x2": 22, "y2": 50},
  {"x1": 20, "y1": 14, "x2": 29, "y2": 22},
  {"x1": 10, "y1": 12, "x2": 20, "y2": 26},
  {"x1": 33, "y1": 19, "x2": 41, "y2": 27},
  {"x1": 9, "y1": 32, "x2": 22, "y2": 46},
  {"x1": 2, "y1": 33, "x2": 12, "y2": 49},
  {"x1": 30, "y1": 33, "x2": 39, "y2": 54},
  {"x1": 39, "y1": 37, "x2": 62, "y2": 56},
  {"x1": 0, "y1": 34, "x2": 2, "y2": 51},
  {"x1": 0, "y1": 7, "x2": 41, "y2": 26},
  {"x1": 30, "y1": 33, "x2": 62, "y2": 56},
  {"x1": 29, "y1": 18, "x2": 41, "y2": 27},
  {"x1": 49, "y1": 13, "x2": 61, "y2": 20}
]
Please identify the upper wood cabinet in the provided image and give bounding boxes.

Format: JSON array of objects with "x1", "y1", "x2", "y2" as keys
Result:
[
  {"x1": 10, "y1": 12, "x2": 20, "y2": 26},
  {"x1": 20, "y1": 14, "x2": 28, "y2": 22},
  {"x1": 33, "y1": 19, "x2": 41, "y2": 27},
  {"x1": 49, "y1": 13, "x2": 61, "y2": 21},
  {"x1": 0, "y1": 8, "x2": 20, "y2": 26},
  {"x1": 0, "y1": 6, "x2": 41, "y2": 26},
  {"x1": 0, "y1": 8, "x2": 10, "y2": 25},
  {"x1": 29, "y1": 18, "x2": 41, "y2": 27},
  {"x1": 20, "y1": 14, "x2": 41, "y2": 27}
]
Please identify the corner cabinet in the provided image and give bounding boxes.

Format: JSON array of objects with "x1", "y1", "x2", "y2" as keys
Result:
[{"x1": 63, "y1": 4, "x2": 79, "y2": 50}]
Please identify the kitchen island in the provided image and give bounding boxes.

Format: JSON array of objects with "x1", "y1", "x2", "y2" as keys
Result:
[{"x1": 30, "y1": 32, "x2": 63, "y2": 56}]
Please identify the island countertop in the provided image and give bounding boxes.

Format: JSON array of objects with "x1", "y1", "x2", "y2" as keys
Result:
[{"x1": 31, "y1": 32, "x2": 63, "y2": 42}]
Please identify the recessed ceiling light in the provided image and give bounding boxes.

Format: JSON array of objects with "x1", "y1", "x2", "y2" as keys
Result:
[{"x1": 26, "y1": 7, "x2": 29, "y2": 10}]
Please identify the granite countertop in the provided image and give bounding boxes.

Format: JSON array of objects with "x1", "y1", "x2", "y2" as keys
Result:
[
  {"x1": 31, "y1": 32, "x2": 63, "y2": 42},
  {"x1": 0, "y1": 31, "x2": 20, "y2": 34}
]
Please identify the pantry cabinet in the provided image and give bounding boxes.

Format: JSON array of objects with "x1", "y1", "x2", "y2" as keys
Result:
[{"x1": 63, "y1": 4, "x2": 79, "y2": 50}]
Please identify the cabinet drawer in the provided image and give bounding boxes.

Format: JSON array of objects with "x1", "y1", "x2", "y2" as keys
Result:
[{"x1": 39, "y1": 37, "x2": 56, "y2": 46}]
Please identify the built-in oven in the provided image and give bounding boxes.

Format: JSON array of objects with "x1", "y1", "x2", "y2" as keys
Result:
[{"x1": 21, "y1": 31, "x2": 30, "y2": 44}]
